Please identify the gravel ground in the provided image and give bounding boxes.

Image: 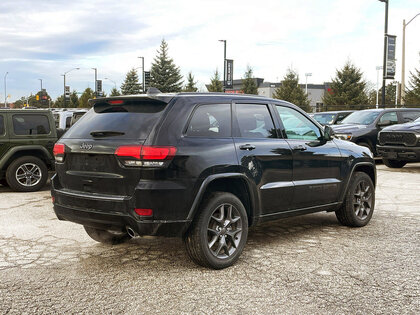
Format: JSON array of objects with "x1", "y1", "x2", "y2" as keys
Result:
[{"x1": 0, "y1": 163, "x2": 419, "y2": 314}]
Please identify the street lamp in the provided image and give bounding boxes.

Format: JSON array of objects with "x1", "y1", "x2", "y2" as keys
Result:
[
  {"x1": 305, "y1": 73, "x2": 312, "y2": 95},
  {"x1": 378, "y1": 0, "x2": 389, "y2": 109},
  {"x1": 92, "y1": 68, "x2": 97, "y2": 97},
  {"x1": 401, "y1": 12, "x2": 420, "y2": 105},
  {"x1": 218, "y1": 40, "x2": 226, "y2": 92},
  {"x1": 38, "y1": 78, "x2": 43, "y2": 91},
  {"x1": 138, "y1": 57, "x2": 145, "y2": 92},
  {"x1": 392, "y1": 81, "x2": 399, "y2": 107},
  {"x1": 376, "y1": 66, "x2": 383, "y2": 109},
  {"x1": 3, "y1": 72, "x2": 8, "y2": 107},
  {"x1": 104, "y1": 77, "x2": 117, "y2": 89},
  {"x1": 62, "y1": 68, "x2": 79, "y2": 107}
]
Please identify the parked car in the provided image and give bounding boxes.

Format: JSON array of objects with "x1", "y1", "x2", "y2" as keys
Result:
[
  {"x1": 51, "y1": 92, "x2": 376, "y2": 269},
  {"x1": 331, "y1": 108, "x2": 420, "y2": 155},
  {"x1": 377, "y1": 116, "x2": 420, "y2": 168},
  {"x1": 52, "y1": 109, "x2": 75, "y2": 130},
  {"x1": 313, "y1": 110, "x2": 354, "y2": 125},
  {"x1": 0, "y1": 109, "x2": 62, "y2": 191},
  {"x1": 70, "y1": 109, "x2": 88, "y2": 126}
]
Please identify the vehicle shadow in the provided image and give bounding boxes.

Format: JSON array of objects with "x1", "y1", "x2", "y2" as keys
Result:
[{"x1": 73, "y1": 212, "x2": 342, "y2": 271}]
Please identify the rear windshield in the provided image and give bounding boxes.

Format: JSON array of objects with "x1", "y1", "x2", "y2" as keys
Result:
[
  {"x1": 62, "y1": 99, "x2": 168, "y2": 140},
  {"x1": 339, "y1": 111, "x2": 380, "y2": 125}
]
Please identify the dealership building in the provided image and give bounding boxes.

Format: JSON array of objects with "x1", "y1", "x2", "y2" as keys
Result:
[{"x1": 208, "y1": 78, "x2": 330, "y2": 112}]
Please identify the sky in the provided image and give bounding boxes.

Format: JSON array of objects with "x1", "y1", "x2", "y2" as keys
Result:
[{"x1": 0, "y1": 0, "x2": 419, "y2": 102}]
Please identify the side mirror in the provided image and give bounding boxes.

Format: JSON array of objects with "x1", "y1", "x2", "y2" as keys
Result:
[{"x1": 323, "y1": 125, "x2": 333, "y2": 141}]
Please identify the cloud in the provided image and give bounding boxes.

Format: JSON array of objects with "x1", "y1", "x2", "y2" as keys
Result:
[{"x1": 0, "y1": 0, "x2": 419, "y2": 101}]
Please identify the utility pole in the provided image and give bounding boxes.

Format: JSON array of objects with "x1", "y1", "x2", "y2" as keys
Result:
[
  {"x1": 305, "y1": 73, "x2": 312, "y2": 95},
  {"x1": 379, "y1": 0, "x2": 389, "y2": 109},
  {"x1": 401, "y1": 13, "x2": 420, "y2": 105},
  {"x1": 4, "y1": 72, "x2": 8, "y2": 107},
  {"x1": 138, "y1": 57, "x2": 145, "y2": 92},
  {"x1": 38, "y1": 78, "x2": 43, "y2": 91},
  {"x1": 218, "y1": 40, "x2": 226, "y2": 92},
  {"x1": 62, "y1": 68, "x2": 79, "y2": 107},
  {"x1": 376, "y1": 66, "x2": 383, "y2": 109},
  {"x1": 92, "y1": 68, "x2": 97, "y2": 98}
]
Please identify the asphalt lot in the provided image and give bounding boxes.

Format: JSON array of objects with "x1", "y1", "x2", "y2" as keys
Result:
[{"x1": 0, "y1": 163, "x2": 419, "y2": 314}]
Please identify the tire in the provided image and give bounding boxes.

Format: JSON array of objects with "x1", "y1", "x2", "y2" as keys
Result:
[
  {"x1": 383, "y1": 159, "x2": 407, "y2": 168},
  {"x1": 184, "y1": 192, "x2": 248, "y2": 269},
  {"x1": 336, "y1": 172, "x2": 375, "y2": 227},
  {"x1": 5, "y1": 156, "x2": 48, "y2": 192},
  {"x1": 84, "y1": 226, "x2": 130, "y2": 245}
]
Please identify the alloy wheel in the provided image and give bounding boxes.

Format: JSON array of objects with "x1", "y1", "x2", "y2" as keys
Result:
[
  {"x1": 353, "y1": 180, "x2": 373, "y2": 220},
  {"x1": 15, "y1": 163, "x2": 42, "y2": 187}
]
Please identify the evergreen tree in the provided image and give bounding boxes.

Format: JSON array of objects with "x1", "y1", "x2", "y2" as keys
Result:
[
  {"x1": 241, "y1": 66, "x2": 258, "y2": 95},
  {"x1": 121, "y1": 68, "x2": 142, "y2": 95},
  {"x1": 70, "y1": 90, "x2": 79, "y2": 108},
  {"x1": 273, "y1": 69, "x2": 311, "y2": 112},
  {"x1": 110, "y1": 87, "x2": 121, "y2": 96},
  {"x1": 323, "y1": 62, "x2": 369, "y2": 109},
  {"x1": 368, "y1": 83, "x2": 399, "y2": 107},
  {"x1": 150, "y1": 39, "x2": 183, "y2": 92},
  {"x1": 54, "y1": 95, "x2": 65, "y2": 108},
  {"x1": 183, "y1": 72, "x2": 198, "y2": 92},
  {"x1": 207, "y1": 69, "x2": 223, "y2": 92},
  {"x1": 79, "y1": 88, "x2": 95, "y2": 108},
  {"x1": 404, "y1": 68, "x2": 420, "y2": 105}
]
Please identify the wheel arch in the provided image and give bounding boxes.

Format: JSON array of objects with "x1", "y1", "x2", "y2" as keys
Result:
[
  {"x1": 0, "y1": 146, "x2": 53, "y2": 171},
  {"x1": 340, "y1": 162, "x2": 376, "y2": 202},
  {"x1": 187, "y1": 173, "x2": 259, "y2": 227}
]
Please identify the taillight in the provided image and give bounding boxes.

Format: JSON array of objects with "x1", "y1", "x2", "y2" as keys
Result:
[
  {"x1": 134, "y1": 208, "x2": 153, "y2": 216},
  {"x1": 114, "y1": 145, "x2": 177, "y2": 167},
  {"x1": 53, "y1": 143, "x2": 65, "y2": 162}
]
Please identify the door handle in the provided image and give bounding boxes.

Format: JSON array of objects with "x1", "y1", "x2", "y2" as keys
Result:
[
  {"x1": 293, "y1": 144, "x2": 307, "y2": 151},
  {"x1": 239, "y1": 144, "x2": 256, "y2": 151}
]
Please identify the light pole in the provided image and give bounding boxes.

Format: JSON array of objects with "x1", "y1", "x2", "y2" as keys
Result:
[
  {"x1": 92, "y1": 68, "x2": 97, "y2": 97},
  {"x1": 376, "y1": 66, "x2": 383, "y2": 109},
  {"x1": 38, "y1": 78, "x2": 43, "y2": 91},
  {"x1": 3, "y1": 72, "x2": 8, "y2": 107},
  {"x1": 62, "y1": 68, "x2": 79, "y2": 107},
  {"x1": 392, "y1": 80, "x2": 399, "y2": 107},
  {"x1": 305, "y1": 73, "x2": 312, "y2": 95},
  {"x1": 138, "y1": 57, "x2": 145, "y2": 92},
  {"x1": 218, "y1": 40, "x2": 226, "y2": 92},
  {"x1": 401, "y1": 13, "x2": 420, "y2": 105},
  {"x1": 104, "y1": 77, "x2": 117, "y2": 89},
  {"x1": 379, "y1": 0, "x2": 389, "y2": 109}
]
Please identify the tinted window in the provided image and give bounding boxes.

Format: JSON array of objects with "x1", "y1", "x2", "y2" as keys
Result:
[
  {"x1": 63, "y1": 100, "x2": 167, "y2": 140},
  {"x1": 65, "y1": 116, "x2": 72, "y2": 128},
  {"x1": 12, "y1": 114, "x2": 50, "y2": 135},
  {"x1": 0, "y1": 115, "x2": 4, "y2": 135},
  {"x1": 236, "y1": 104, "x2": 275, "y2": 138},
  {"x1": 276, "y1": 106, "x2": 321, "y2": 140},
  {"x1": 186, "y1": 104, "x2": 231, "y2": 137},
  {"x1": 379, "y1": 112, "x2": 398, "y2": 125},
  {"x1": 401, "y1": 111, "x2": 420, "y2": 123},
  {"x1": 336, "y1": 112, "x2": 351, "y2": 123}
]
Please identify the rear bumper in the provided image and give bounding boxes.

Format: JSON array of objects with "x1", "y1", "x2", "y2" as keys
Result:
[
  {"x1": 51, "y1": 175, "x2": 191, "y2": 237},
  {"x1": 376, "y1": 145, "x2": 420, "y2": 161}
]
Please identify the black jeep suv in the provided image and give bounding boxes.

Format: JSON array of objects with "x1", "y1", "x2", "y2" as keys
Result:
[{"x1": 51, "y1": 93, "x2": 376, "y2": 269}]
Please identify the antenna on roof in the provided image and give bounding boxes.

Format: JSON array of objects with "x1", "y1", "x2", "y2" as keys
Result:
[{"x1": 146, "y1": 87, "x2": 162, "y2": 95}]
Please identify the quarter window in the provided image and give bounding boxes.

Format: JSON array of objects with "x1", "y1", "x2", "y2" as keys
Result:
[
  {"x1": 12, "y1": 114, "x2": 50, "y2": 135},
  {"x1": 186, "y1": 104, "x2": 231, "y2": 137},
  {"x1": 276, "y1": 106, "x2": 321, "y2": 140},
  {"x1": 235, "y1": 104, "x2": 276, "y2": 138}
]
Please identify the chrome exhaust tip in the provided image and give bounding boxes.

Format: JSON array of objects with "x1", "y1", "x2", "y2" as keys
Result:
[{"x1": 126, "y1": 226, "x2": 138, "y2": 238}]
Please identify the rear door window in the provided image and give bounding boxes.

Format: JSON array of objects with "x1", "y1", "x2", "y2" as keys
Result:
[
  {"x1": 379, "y1": 112, "x2": 398, "y2": 125},
  {"x1": 235, "y1": 104, "x2": 276, "y2": 138},
  {"x1": 0, "y1": 115, "x2": 4, "y2": 135},
  {"x1": 62, "y1": 99, "x2": 168, "y2": 140},
  {"x1": 186, "y1": 104, "x2": 231, "y2": 137},
  {"x1": 401, "y1": 111, "x2": 420, "y2": 123},
  {"x1": 12, "y1": 114, "x2": 50, "y2": 135}
]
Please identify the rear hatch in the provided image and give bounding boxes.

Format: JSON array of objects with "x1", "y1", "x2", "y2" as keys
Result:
[{"x1": 55, "y1": 97, "x2": 171, "y2": 196}]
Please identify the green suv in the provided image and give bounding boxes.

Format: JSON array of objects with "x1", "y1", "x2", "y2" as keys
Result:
[{"x1": 0, "y1": 109, "x2": 59, "y2": 192}]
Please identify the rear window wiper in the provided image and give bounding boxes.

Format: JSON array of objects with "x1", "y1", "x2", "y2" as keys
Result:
[{"x1": 90, "y1": 130, "x2": 125, "y2": 137}]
